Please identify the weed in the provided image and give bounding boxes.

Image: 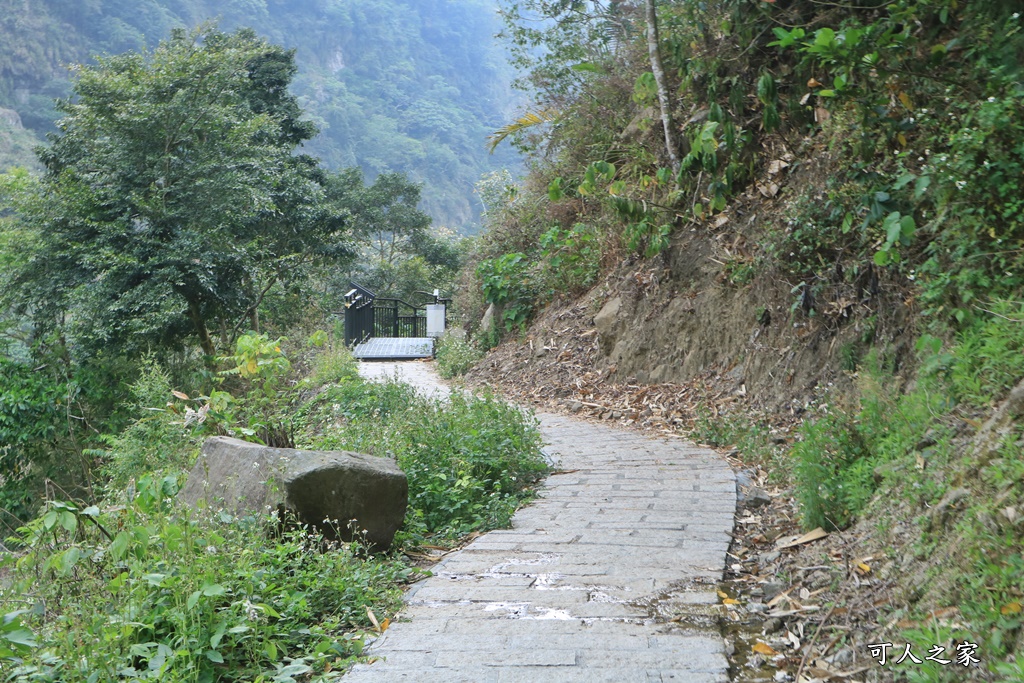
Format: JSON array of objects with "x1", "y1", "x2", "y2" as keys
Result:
[
  {"x1": 434, "y1": 334, "x2": 483, "y2": 379},
  {"x1": 297, "y1": 380, "x2": 547, "y2": 543},
  {"x1": 0, "y1": 476, "x2": 408, "y2": 681}
]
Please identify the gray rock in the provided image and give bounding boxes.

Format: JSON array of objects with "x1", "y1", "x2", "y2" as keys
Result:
[
  {"x1": 763, "y1": 618, "x2": 783, "y2": 634},
  {"x1": 928, "y1": 488, "x2": 970, "y2": 531},
  {"x1": 594, "y1": 296, "x2": 622, "y2": 354},
  {"x1": 739, "y1": 486, "x2": 772, "y2": 509},
  {"x1": 180, "y1": 436, "x2": 408, "y2": 551},
  {"x1": 759, "y1": 551, "x2": 781, "y2": 565},
  {"x1": 827, "y1": 647, "x2": 854, "y2": 668},
  {"x1": 746, "y1": 601, "x2": 768, "y2": 614},
  {"x1": 735, "y1": 470, "x2": 755, "y2": 490},
  {"x1": 569, "y1": 401, "x2": 584, "y2": 413},
  {"x1": 762, "y1": 581, "x2": 785, "y2": 601},
  {"x1": 479, "y1": 303, "x2": 500, "y2": 336}
]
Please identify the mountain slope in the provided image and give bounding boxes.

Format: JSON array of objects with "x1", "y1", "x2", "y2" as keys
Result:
[{"x1": 0, "y1": 0, "x2": 520, "y2": 227}]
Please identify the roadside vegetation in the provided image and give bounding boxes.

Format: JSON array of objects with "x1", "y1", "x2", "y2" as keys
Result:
[
  {"x1": 0, "y1": 338, "x2": 547, "y2": 681},
  {"x1": 0, "y1": 25, "x2": 546, "y2": 682},
  {"x1": 457, "y1": 0, "x2": 1023, "y2": 678}
]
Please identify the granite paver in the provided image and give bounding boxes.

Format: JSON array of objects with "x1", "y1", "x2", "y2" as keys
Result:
[{"x1": 345, "y1": 362, "x2": 736, "y2": 682}]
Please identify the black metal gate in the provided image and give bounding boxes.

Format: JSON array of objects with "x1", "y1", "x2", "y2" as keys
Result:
[{"x1": 343, "y1": 282, "x2": 427, "y2": 346}]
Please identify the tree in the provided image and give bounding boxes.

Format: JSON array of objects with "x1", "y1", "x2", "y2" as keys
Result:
[
  {"x1": 6, "y1": 26, "x2": 349, "y2": 358},
  {"x1": 330, "y1": 169, "x2": 460, "y2": 299},
  {"x1": 644, "y1": 0, "x2": 679, "y2": 171}
]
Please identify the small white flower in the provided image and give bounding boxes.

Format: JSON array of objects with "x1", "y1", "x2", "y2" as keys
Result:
[
  {"x1": 956, "y1": 180, "x2": 967, "y2": 190},
  {"x1": 206, "y1": 545, "x2": 217, "y2": 554},
  {"x1": 988, "y1": 97, "x2": 997, "y2": 103}
]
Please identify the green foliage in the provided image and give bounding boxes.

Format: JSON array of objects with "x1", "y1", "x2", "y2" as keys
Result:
[
  {"x1": 4, "y1": 26, "x2": 349, "y2": 359},
  {"x1": 946, "y1": 300, "x2": 1024, "y2": 408},
  {"x1": 0, "y1": 0, "x2": 520, "y2": 229},
  {"x1": 792, "y1": 300, "x2": 1024, "y2": 536},
  {"x1": 298, "y1": 380, "x2": 547, "y2": 542},
  {"x1": 99, "y1": 359, "x2": 198, "y2": 493},
  {"x1": 538, "y1": 222, "x2": 602, "y2": 291},
  {"x1": 434, "y1": 334, "x2": 483, "y2": 379},
  {"x1": 334, "y1": 169, "x2": 460, "y2": 301},
  {"x1": 760, "y1": 1, "x2": 1024, "y2": 324},
  {"x1": 477, "y1": 253, "x2": 535, "y2": 332},
  {"x1": 0, "y1": 358, "x2": 69, "y2": 518},
  {"x1": 0, "y1": 476, "x2": 407, "y2": 682},
  {"x1": 304, "y1": 346, "x2": 360, "y2": 389},
  {"x1": 792, "y1": 409, "x2": 872, "y2": 531}
]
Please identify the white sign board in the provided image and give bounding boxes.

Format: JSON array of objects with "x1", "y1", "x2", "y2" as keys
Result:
[{"x1": 426, "y1": 304, "x2": 446, "y2": 338}]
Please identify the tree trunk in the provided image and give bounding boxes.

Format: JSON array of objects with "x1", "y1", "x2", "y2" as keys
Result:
[
  {"x1": 185, "y1": 297, "x2": 217, "y2": 358},
  {"x1": 645, "y1": 0, "x2": 680, "y2": 172}
]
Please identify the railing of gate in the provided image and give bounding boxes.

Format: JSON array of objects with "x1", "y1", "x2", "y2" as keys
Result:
[
  {"x1": 343, "y1": 282, "x2": 434, "y2": 346},
  {"x1": 371, "y1": 299, "x2": 427, "y2": 338}
]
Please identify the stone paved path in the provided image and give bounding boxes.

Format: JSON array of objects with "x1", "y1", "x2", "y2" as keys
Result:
[{"x1": 345, "y1": 362, "x2": 736, "y2": 682}]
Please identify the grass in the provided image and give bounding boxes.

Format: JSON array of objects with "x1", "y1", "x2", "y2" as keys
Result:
[
  {"x1": 296, "y1": 376, "x2": 548, "y2": 543},
  {"x1": 786, "y1": 299, "x2": 1024, "y2": 678},
  {"x1": 1, "y1": 476, "x2": 410, "y2": 682}
]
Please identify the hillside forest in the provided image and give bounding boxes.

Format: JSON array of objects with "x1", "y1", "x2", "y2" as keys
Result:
[
  {"x1": 0, "y1": 0, "x2": 521, "y2": 228},
  {"x1": 0, "y1": 0, "x2": 1023, "y2": 682}
]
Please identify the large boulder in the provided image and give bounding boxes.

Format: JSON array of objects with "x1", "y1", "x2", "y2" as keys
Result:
[{"x1": 180, "y1": 437, "x2": 408, "y2": 550}]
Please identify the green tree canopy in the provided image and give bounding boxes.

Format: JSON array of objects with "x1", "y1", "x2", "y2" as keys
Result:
[
  {"x1": 5, "y1": 26, "x2": 350, "y2": 358},
  {"x1": 329, "y1": 168, "x2": 461, "y2": 300}
]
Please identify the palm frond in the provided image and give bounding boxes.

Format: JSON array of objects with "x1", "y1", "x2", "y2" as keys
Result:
[{"x1": 486, "y1": 108, "x2": 560, "y2": 153}]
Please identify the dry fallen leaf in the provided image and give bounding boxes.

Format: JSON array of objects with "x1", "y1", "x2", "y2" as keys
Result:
[
  {"x1": 172, "y1": 390, "x2": 190, "y2": 400},
  {"x1": 1001, "y1": 602, "x2": 1022, "y2": 615},
  {"x1": 752, "y1": 641, "x2": 778, "y2": 656},
  {"x1": 723, "y1": 598, "x2": 740, "y2": 605},
  {"x1": 366, "y1": 607, "x2": 381, "y2": 632},
  {"x1": 807, "y1": 78, "x2": 824, "y2": 88},
  {"x1": 776, "y1": 527, "x2": 829, "y2": 550}
]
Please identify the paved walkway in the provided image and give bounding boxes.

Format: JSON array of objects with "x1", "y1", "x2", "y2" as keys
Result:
[{"x1": 346, "y1": 362, "x2": 736, "y2": 682}]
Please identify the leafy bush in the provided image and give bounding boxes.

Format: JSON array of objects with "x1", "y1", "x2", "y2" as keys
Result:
[
  {"x1": 99, "y1": 359, "x2": 199, "y2": 493},
  {"x1": 434, "y1": 334, "x2": 483, "y2": 379},
  {"x1": 947, "y1": 300, "x2": 1024, "y2": 408},
  {"x1": 0, "y1": 359, "x2": 69, "y2": 518},
  {"x1": 792, "y1": 409, "x2": 872, "y2": 531},
  {"x1": 477, "y1": 252, "x2": 535, "y2": 333},
  {"x1": 792, "y1": 301, "x2": 1024, "y2": 531},
  {"x1": 0, "y1": 476, "x2": 408, "y2": 682},
  {"x1": 538, "y1": 222, "x2": 602, "y2": 291},
  {"x1": 298, "y1": 380, "x2": 548, "y2": 542}
]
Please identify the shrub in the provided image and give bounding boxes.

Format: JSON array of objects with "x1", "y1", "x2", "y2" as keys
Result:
[
  {"x1": 99, "y1": 359, "x2": 199, "y2": 493},
  {"x1": 434, "y1": 334, "x2": 483, "y2": 378},
  {"x1": 792, "y1": 410, "x2": 872, "y2": 531},
  {"x1": 298, "y1": 381, "x2": 548, "y2": 542},
  {"x1": 477, "y1": 252, "x2": 535, "y2": 333}
]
